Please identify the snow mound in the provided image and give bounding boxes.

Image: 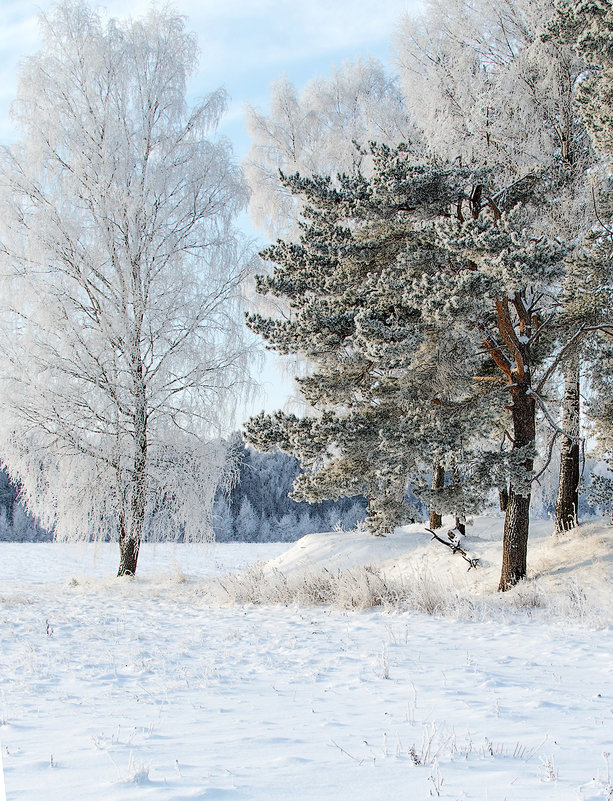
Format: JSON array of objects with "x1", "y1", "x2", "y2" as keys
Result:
[
  {"x1": 265, "y1": 516, "x2": 502, "y2": 579},
  {"x1": 264, "y1": 528, "x2": 426, "y2": 574},
  {"x1": 253, "y1": 516, "x2": 613, "y2": 622}
]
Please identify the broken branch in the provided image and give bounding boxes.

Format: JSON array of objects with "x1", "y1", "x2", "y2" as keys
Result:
[{"x1": 424, "y1": 528, "x2": 480, "y2": 570}]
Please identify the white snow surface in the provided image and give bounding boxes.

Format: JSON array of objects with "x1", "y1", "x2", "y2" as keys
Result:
[{"x1": 1, "y1": 518, "x2": 612, "y2": 800}]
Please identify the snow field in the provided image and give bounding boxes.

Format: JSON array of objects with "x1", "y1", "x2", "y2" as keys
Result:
[{"x1": 0, "y1": 530, "x2": 612, "y2": 800}]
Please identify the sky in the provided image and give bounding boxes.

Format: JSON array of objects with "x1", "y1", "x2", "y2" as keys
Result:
[{"x1": 0, "y1": 0, "x2": 424, "y2": 420}]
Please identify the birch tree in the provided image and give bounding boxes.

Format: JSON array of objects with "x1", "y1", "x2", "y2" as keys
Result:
[
  {"x1": 244, "y1": 57, "x2": 418, "y2": 239},
  {"x1": 0, "y1": 2, "x2": 254, "y2": 575},
  {"x1": 548, "y1": 0, "x2": 613, "y2": 160}
]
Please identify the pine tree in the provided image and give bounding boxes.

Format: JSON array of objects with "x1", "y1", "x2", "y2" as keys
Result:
[
  {"x1": 244, "y1": 58, "x2": 417, "y2": 239},
  {"x1": 246, "y1": 148, "x2": 493, "y2": 535},
  {"x1": 245, "y1": 143, "x2": 573, "y2": 588}
]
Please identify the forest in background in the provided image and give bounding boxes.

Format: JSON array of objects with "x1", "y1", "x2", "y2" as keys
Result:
[
  {"x1": 1, "y1": 432, "x2": 603, "y2": 544},
  {"x1": 0, "y1": 436, "x2": 368, "y2": 543}
]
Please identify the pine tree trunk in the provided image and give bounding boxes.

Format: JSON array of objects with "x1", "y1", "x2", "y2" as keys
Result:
[
  {"x1": 554, "y1": 356, "x2": 580, "y2": 534},
  {"x1": 451, "y1": 466, "x2": 466, "y2": 534},
  {"x1": 429, "y1": 461, "x2": 445, "y2": 530},
  {"x1": 498, "y1": 486, "x2": 509, "y2": 512},
  {"x1": 498, "y1": 385, "x2": 535, "y2": 591}
]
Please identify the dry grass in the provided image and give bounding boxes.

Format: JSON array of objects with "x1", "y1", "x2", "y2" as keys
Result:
[{"x1": 199, "y1": 560, "x2": 605, "y2": 625}]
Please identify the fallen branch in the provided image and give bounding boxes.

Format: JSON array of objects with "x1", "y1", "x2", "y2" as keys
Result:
[{"x1": 424, "y1": 528, "x2": 480, "y2": 570}]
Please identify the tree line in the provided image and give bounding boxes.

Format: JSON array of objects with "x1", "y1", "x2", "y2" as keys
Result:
[{"x1": 0, "y1": 445, "x2": 367, "y2": 543}]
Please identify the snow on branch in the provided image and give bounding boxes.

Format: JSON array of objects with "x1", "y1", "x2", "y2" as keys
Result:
[{"x1": 424, "y1": 528, "x2": 480, "y2": 570}]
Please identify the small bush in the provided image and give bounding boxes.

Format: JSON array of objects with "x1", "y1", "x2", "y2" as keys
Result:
[{"x1": 508, "y1": 580, "x2": 546, "y2": 611}]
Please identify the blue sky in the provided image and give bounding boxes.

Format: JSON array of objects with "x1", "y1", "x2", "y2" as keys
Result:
[
  {"x1": 0, "y1": 0, "x2": 423, "y2": 152},
  {"x1": 0, "y1": 0, "x2": 424, "y2": 419}
]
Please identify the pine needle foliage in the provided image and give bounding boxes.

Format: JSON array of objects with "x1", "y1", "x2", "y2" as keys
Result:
[{"x1": 245, "y1": 143, "x2": 568, "y2": 583}]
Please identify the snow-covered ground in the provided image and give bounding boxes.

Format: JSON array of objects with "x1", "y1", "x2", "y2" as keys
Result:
[{"x1": 1, "y1": 519, "x2": 612, "y2": 800}]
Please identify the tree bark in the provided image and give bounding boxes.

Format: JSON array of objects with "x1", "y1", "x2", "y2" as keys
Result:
[
  {"x1": 117, "y1": 455, "x2": 146, "y2": 576},
  {"x1": 554, "y1": 356, "x2": 580, "y2": 534},
  {"x1": 498, "y1": 384, "x2": 535, "y2": 591},
  {"x1": 451, "y1": 466, "x2": 466, "y2": 535},
  {"x1": 498, "y1": 486, "x2": 509, "y2": 512},
  {"x1": 429, "y1": 461, "x2": 445, "y2": 530},
  {"x1": 117, "y1": 339, "x2": 148, "y2": 576},
  {"x1": 118, "y1": 526, "x2": 140, "y2": 576},
  {"x1": 117, "y1": 241, "x2": 148, "y2": 577}
]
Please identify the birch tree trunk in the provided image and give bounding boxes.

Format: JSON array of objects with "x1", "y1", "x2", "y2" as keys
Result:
[
  {"x1": 117, "y1": 413, "x2": 147, "y2": 576},
  {"x1": 554, "y1": 355, "x2": 580, "y2": 534},
  {"x1": 117, "y1": 242, "x2": 148, "y2": 576},
  {"x1": 118, "y1": 524, "x2": 140, "y2": 576}
]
